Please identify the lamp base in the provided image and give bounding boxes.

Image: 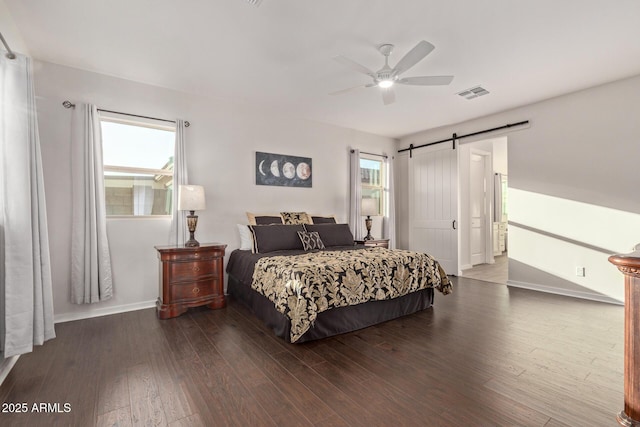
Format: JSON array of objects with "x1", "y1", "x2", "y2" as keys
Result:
[
  {"x1": 364, "y1": 216, "x2": 374, "y2": 241},
  {"x1": 185, "y1": 211, "x2": 200, "y2": 247},
  {"x1": 184, "y1": 237, "x2": 200, "y2": 248}
]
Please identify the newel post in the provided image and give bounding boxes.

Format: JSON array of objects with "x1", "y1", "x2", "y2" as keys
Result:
[{"x1": 609, "y1": 250, "x2": 640, "y2": 427}]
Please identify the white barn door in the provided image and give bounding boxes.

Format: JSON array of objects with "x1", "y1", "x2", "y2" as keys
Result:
[{"x1": 409, "y1": 144, "x2": 458, "y2": 275}]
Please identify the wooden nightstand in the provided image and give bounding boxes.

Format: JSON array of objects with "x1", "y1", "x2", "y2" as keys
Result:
[
  {"x1": 355, "y1": 239, "x2": 390, "y2": 249},
  {"x1": 155, "y1": 243, "x2": 227, "y2": 319}
]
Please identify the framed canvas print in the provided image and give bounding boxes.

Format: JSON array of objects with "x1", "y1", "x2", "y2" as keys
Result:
[{"x1": 255, "y1": 151, "x2": 312, "y2": 188}]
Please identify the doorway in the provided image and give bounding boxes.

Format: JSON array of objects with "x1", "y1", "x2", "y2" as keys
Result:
[
  {"x1": 460, "y1": 137, "x2": 508, "y2": 284},
  {"x1": 470, "y1": 151, "x2": 490, "y2": 266}
]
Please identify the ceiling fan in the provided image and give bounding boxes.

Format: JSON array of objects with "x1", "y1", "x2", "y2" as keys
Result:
[{"x1": 330, "y1": 40, "x2": 454, "y2": 105}]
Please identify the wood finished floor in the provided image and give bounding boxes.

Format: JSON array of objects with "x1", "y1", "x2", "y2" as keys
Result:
[
  {"x1": 461, "y1": 254, "x2": 508, "y2": 284},
  {"x1": 0, "y1": 277, "x2": 624, "y2": 427}
]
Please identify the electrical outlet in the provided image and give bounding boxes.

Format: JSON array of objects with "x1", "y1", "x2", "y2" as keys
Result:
[{"x1": 576, "y1": 267, "x2": 585, "y2": 277}]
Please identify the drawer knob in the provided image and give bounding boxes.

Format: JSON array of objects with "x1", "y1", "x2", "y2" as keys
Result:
[
  {"x1": 192, "y1": 287, "x2": 200, "y2": 295},
  {"x1": 193, "y1": 266, "x2": 201, "y2": 272}
]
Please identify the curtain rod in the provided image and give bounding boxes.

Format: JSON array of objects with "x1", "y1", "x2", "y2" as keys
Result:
[
  {"x1": 62, "y1": 101, "x2": 190, "y2": 127},
  {"x1": 0, "y1": 32, "x2": 16, "y2": 59},
  {"x1": 398, "y1": 120, "x2": 529, "y2": 157},
  {"x1": 350, "y1": 149, "x2": 388, "y2": 159}
]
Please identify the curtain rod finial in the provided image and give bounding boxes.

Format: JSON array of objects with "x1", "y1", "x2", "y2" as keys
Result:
[{"x1": 62, "y1": 100, "x2": 75, "y2": 109}]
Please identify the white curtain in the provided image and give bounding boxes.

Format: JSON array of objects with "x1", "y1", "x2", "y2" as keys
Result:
[
  {"x1": 0, "y1": 53, "x2": 56, "y2": 357},
  {"x1": 494, "y1": 173, "x2": 503, "y2": 222},
  {"x1": 348, "y1": 149, "x2": 364, "y2": 240},
  {"x1": 383, "y1": 155, "x2": 396, "y2": 249},
  {"x1": 169, "y1": 119, "x2": 189, "y2": 245},
  {"x1": 70, "y1": 104, "x2": 113, "y2": 303}
]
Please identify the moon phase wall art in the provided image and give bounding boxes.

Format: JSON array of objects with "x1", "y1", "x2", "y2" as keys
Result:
[{"x1": 255, "y1": 151, "x2": 312, "y2": 188}]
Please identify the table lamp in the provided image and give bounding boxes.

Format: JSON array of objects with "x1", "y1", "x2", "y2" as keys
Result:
[
  {"x1": 361, "y1": 198, "x2": 378, "y2": 241},
  {"x1": 178, "y1": 185, "x2": 206, "y2": 247}
]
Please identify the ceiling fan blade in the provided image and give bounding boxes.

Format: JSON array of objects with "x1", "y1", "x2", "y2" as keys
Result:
[
  {"x1": 329, "y1": 84, "x2": 369, "y2": 96},
  {"x1": 393, "y1": 40, "x2": 435, "y2": 76},
  {"x1": 333, "y1": 55, "x2": 375, "y2": 76},
  {"x1": 382, "y1": 87, "x2": 396, "y2": 105},
  {"x1": 397, "y1": 75, "x2": 454, "y2": 86}
]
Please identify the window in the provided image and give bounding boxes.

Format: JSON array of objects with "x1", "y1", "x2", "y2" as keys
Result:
[
  {"x1": 100, "y1": 116, "x2": 175, "y2": 216},
  {"x1": 360, "y1": 157, "x2": 385, "y2": 215}
]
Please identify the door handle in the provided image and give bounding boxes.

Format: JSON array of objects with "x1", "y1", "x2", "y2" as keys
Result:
[{"x1": 452, "y1": 220, "x2": 457, "y2": 230}]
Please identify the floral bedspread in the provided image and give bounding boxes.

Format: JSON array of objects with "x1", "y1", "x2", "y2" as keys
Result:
[{"x1": 251, "y1": 247, "x2": 452, "y2": 342}]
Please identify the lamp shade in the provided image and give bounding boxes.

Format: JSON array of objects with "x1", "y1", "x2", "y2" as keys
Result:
[
  {"x1": 361, "y1": 198, "x2": 378, "y2": 216},
  {"x1": 178, "y1": 185, "x2": 206, "y2": 211}
]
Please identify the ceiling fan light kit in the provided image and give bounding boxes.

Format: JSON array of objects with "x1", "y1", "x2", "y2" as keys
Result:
[{"x1": 331, "y1": 40, "x2": 454, "y2": 105}]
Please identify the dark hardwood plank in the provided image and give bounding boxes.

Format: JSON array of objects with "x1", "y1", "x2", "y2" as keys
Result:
[
  {"x1": 177, "y1": 312, "x2": 276, "y2": 426},
  {"x1": 189, "y1": 310, "x2": 314, "y2": 427},
  {"x1": 0, "y1": 276, "x2": 624, "y2": 426},
  {"x1": 96, "y1": 406, "x2": 132, "y2": 427},
  {"x1": 130, "y1": 395, "x2": 167, "y2": 426},
  {"x1": 213, "y1": 309, "x2": 338, "y2": 425}
]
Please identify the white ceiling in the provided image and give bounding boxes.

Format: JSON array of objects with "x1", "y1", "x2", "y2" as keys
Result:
[{"x1": 5, "y1": 0, "x2": 640, "y2": 138}]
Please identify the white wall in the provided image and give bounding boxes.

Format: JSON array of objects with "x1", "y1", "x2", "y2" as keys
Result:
[
  {"x1": 0, "y1": 1, "x2": 29, "y2": 56},
  {"x1": 33, "y1": 61, "x2": 396, "y2": 322},
  {"x1": 398, "y1": 74, "x2": 640, "y2": 303}
]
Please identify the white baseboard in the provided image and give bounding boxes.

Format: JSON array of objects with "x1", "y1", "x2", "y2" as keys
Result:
[
  {"x1": 54, "y1": 300, "x2": 157, "y2": 324},
  {"x1": 507, "y1": 280, "x2": 623, "y2": 306},
  {"x1": 0, "y1": 355, "x2": 19, "y2": 387}
]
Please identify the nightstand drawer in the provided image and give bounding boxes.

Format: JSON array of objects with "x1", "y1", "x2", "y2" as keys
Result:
[
  {"x1": 366, "y1": 240, "x2": 388, "y2": 248},
  {"x1": 161, "y1": 251, "x2": 221, "y2": 262},
  {"x1": 356, "y1": 239, "x2": 390, "y2": 249},
  {"x1": 169, "y1": 279, "x2": 218, "y2": 302},
  {"x1": 168, "y1": 260, "x2": 217, "y2": 283}
]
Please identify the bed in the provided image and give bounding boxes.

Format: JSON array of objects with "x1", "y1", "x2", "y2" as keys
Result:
[{"x1": 227, "y1": 221, "x2": 451, "y2": 343}]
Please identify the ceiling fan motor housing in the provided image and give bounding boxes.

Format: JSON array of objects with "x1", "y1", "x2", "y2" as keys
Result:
[{"x1": 376, "y1": 44, "x2": 395, "y2": 85}]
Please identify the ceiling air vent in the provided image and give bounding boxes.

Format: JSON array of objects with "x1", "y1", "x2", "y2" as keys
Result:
[
  {"x1": 247, "y1": 0, "x2": 263, "y2": 6},
  {"x1": 458, "y1": 86, "x2": 490, "y2": 100}
]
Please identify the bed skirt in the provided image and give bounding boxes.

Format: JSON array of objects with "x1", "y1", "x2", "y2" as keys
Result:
[{"x1": 227, "y1": 274, "x2": 435, "y2": 343}]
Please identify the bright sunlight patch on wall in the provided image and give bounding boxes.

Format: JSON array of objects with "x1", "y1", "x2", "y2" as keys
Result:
[{"x1": 508, "y1": 188, "x2": 640, "y2": 302}]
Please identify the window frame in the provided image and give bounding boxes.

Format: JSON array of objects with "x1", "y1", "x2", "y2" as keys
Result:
[{"x1": 99, "y1": 114, "x2": 176, "y2": 218}]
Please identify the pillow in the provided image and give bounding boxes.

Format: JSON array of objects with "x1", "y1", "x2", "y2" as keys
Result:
[
  {"x1": 237, "y1": 224, "x2": 252, "y2": 250},
  {"x1": 280, "y1": 212, "x2": 311, "y2": 225},
  {"x1": 297, "y1": 231, "x2": 325, "y2": 251},
  {"x1": 246, "y1": 212, "x2": 284, "y2": 225},
  {"x1": 303, "y1": 224, "x2": 354, "y2": 247},
  {"x1": 310, "y1": 215, "x2": 337, "y2": 224},
  {"x1": 248, "y1": 224, "x2": 305, "y2": 253}
]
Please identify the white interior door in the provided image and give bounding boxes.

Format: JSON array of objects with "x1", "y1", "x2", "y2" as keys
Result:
[
  {"x1": 470, "y1": 153, "x2": 486, "y2": 265},
  {"x1": 408, "y1": 144, "x2": 458, "y2": 274}
]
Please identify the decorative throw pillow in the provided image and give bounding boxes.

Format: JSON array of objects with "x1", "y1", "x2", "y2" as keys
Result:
[
  {"x1": 297, "y1": 231, "x2": 325, "y2": 251},
  {"x1": 303, "y1": 223, "x2": 355, "y2": 247},
  {"x1": 246, "y1": 212, "x2": 284, "y2": 225},
  {"x1": 248, "y1": 224, "x2": 305, "y2": 253},
  {"x1": 280, "y1": 212, "x2": 311, "y2": 225},
  {"x1": 310, "y1": 215, "x2": 337, "y2": 224}
]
